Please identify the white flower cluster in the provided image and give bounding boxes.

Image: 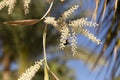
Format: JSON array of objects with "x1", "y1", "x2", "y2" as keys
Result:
[
  {"x1": 23, "y1": 0, "x2": 31, "y2": 15},
  {"x1": 18, "y1": 59, "x2": 44, "y2": 80},
  {"x1": 0, "y1": 0, "x2": 31, "y2": 14},
  {"x1": 60, "y1": 25, "x2": 70, "y2": 50},
  {"x1": 44, "y1": 17, "x2": 58, "y2": 27},
  {"x1": 70, "y1": 30, "x2": 77, "y2": 55},
  {"x1": 69, "y1": 18, "x2": 98, "y2": 27},
  {"x1": 62, "y1": 5, "x2": 79, "y2": 20},
  {"x1": 8, "y1": 0, "x2": 16, "y2": 14},
  {"x1": 69, "y1": 18, "x2": 101, "y2": 45},
  {"x1": 0, "y1": 0, "x2": 16, "y2": 14},
  {"x1": 0, "y1": 1, "x2": 5, "y2": 10},
  {"x1": 78, "y1": 28, "x2": 101, "y2": 45},
  {"x1": 44, "y1": 5, "x2": 102, "y2": 55}
]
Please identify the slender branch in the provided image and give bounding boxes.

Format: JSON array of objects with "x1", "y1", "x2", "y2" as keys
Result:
[
  {"x1": 43, "y1": 24, "x2": 60, "y2": 80},
  {"x1": 43, "y1": 24, "x2": 48, "y2": 64},
  {"x1": 39, "y1": 1, "x2": 53, "y2": 21}
]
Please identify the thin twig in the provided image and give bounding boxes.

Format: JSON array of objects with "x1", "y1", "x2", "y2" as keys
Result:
[
  {"x1": 47, "y1": 65, "x2": 60, "y2": 80},
  {"x1": 43, "y1": 24, "x2": 49, "y2": 80}
]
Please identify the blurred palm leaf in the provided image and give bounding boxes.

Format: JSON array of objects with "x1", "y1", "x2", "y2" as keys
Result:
[{"x1": 92, "y1": 0, "x2": 120, "y2": 79}]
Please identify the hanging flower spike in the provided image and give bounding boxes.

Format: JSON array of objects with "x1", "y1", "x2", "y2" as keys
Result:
[
  {"x1": 8, "y1": 0, "x2": 16, "y2": 14},
  {"x1": 0, "y1": 0, "x2": 16, "y2": 14},
  {"x1": 23, "y1": 0, "x2": 31, "y2": 15},
  {"x1": 61, "y1": 5, "x2": 79, "y2": 20},
  {"x1": 18, "y1": 59, "x2": 44, "y2": 80},
  {"x1": 70, "y1": 29, "x2": 78, "y2": 55},
  {"x1": 60, "y1": 25, "x2": 70, "y2": 50},
  {"x1": 80, "y1": 28, "x2": 101, "y2": 45},
  {"x1": 0, "y1": 1, "x2": 5, "y2": 10},
  {"x1": 69, "y1": 18, "x2": 101, "y2": 45},
  {"x1": 69, "y1": 18, "x2": 98, "y2": 28}
]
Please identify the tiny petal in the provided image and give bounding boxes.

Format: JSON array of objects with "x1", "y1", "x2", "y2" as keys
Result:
[{"x1": 80, "y1": 28, "x2": 101, "y2": 45}]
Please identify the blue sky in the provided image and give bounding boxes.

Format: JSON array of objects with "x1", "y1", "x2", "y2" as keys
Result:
[{"x1": 67, "y1": 59, "x2": 108, "y2": 80}]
